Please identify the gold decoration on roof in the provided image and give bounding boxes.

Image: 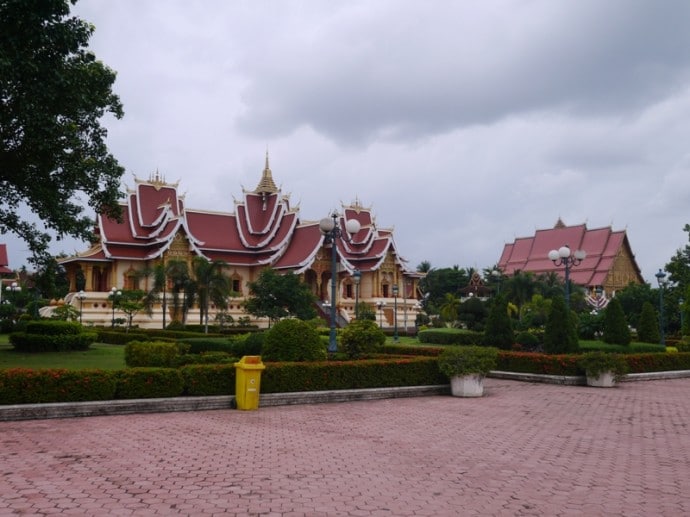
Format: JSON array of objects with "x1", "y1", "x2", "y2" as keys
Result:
[{"x1": 254, "y1": 151, "x2": 278, "y2": 194}]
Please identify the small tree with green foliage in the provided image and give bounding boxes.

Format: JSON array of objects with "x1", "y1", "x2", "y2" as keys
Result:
[
  {"x1": 543, "y1": 295, "x2": 579, "y2": 354},
  {"x1": 483, "y1": 297, "x2": 514, "y2": 350},
  {"x1": 245, "y1": 268, "x2": 317, "y2": 325},
  {"x1": 636, "y1": 301, "x2": 660, "y2": 344},
  {"x1": 602, "y1": 297, "x2": 631, "y2": 346},
  {"x1": 339, "y1": 319, "x2": 386, "y2": 359},
  {"x1": 261, "y1": 319, "x2": 326, "y2": 362}
]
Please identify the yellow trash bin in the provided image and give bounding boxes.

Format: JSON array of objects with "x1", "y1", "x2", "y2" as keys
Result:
[{"x1": 233, "y1": 356, "x2": 266, "y2": 410}]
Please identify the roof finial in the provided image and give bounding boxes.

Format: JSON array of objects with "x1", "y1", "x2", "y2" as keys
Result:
[{"x1": 254, "y1": 149, "x2": 278, "y2": 194}]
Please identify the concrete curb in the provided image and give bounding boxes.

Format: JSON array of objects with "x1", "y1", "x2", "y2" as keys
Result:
[{"x1": 2, "y1": 370, "x2": 690, "y2": 422}]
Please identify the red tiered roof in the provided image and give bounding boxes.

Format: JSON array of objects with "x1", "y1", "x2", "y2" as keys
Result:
[
  {"x1": 63, "y1": 167, "x2": 411, "y2": 274},
  {"x1": 497, "y1": 221, "x2": 641, "y2": 287}
]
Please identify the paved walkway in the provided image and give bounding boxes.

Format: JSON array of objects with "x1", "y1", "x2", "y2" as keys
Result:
[{"x1": 1, "y1": 378, "x2": 689, "y2": 516}]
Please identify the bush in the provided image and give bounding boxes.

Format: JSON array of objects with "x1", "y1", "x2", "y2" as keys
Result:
[
  {"x1": 578, "y1": 351, "x2": 629, "y2": 381},
  {"x1": 438, "y1": 346, "x2": 498, "y2": 378},
  {"x1": 234, "y1": 331, "x2": 265, "y2": 356},
  {"x1": 9, "y1": 331, "x2": 97, "y2": 352},
  {"x1": 483, "y1": 297, "x2": 514, "y2": 350},
  {"x1": 543, "y1": 296, "x2": 579, "y2": 354},
  {"x1": 496, "y1": 352, "x2": 580, "y2": 376},
  {"x1": 636, "y1": 301, "x2": 660, "y2": 344},
  {"x1": 180, "y1": 337, "x2": 236, "y2": 354},
  {"x1": 25, "y1": 320, "x2": 82, "y2": 335},
  {"x1": 0, "y1": 368, "x2": 117, "y2": 404},
  {"x1": 417, "y1": 328, "x2": 483, "y2": 346},
  {"x1": 176, "y1": 352, "x2": 237, "y2": 366},
  {"x1": 115, "y1": 368, "x2": 185, "y2": 399},
  {"x1": 124, "y1": 340, "x2": 188, "y2": 367},
  {"x1": 97, "y1": 330, "x2": 151, "y2": 345},
  {"x1": 602, "y1": 297, "x2": 631, "y2": 346},
  {"x1": 261, "y1": 319, "x2": 326, "y2": 362},
  {"x1": 339, "y1": 320, "x2": 386, "y2": 359},
  {"x1": 180, "y1": 364, "x2": 235, "y2": 395},
  {"x1": 515, "y1": 331, "x2": 541, "y2": 351}
]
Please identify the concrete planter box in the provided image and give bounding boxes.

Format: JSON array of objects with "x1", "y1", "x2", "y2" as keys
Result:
[
  {"x1": 450, "y1": 374, "x2": 484, "y2": 397},
  {"x1": 586, "y1": 371, "x2": 616, "y2": 388}
]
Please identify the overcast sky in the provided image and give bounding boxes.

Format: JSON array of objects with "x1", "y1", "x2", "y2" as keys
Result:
[{"x1": 7, "y1": 0, "x2": 690, "y2": 284}]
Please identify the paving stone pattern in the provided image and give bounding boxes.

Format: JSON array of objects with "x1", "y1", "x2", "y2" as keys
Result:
[{"x1": 1, "y1": 378, "x2": 689, "y2": 516}]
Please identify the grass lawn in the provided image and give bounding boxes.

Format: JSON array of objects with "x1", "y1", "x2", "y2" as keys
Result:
[{"x1": 0, "y1": 334, "x2": 126, "y2": 370}]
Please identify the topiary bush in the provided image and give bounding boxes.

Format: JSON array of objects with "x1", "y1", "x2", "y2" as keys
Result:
[
  {"x1": 418, "y1": 328, "x2": 483, "y2": 346},
  {"x1": 602, "y1": 297, "x2": 631, "y2": 346},
  {"x1": 9, "y1": 319, "x2": 98, "y2": 352},
  {"x1": 124, "y1": 340, "x2": 189, "y2": 367},
  {"x1": 261, "y1": 319, "x2": 326, "y2": 362},
  {"x1": 636, "y1": 301, "x2": 660, "y2": 344},
  {"x1": 483, "y1": 297, "x2": 514, "y2": 350},
  {"x1": 339, "y1": 319, "x2": 386, "y2": 358},
  {"x1": 543, "y1": 296, "x2": 579, "y2": 354}
]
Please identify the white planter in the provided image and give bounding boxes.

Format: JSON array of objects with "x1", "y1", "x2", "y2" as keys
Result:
[
  {"x1": 586, "y1": 371, "x2": 616, "y2": 388},
  {"x1": 450, "y1": 374, "x2": 484, "y2": 397}
]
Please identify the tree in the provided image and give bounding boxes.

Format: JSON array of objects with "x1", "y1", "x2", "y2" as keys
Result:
[
  {"x1": 503, "y1": 271, "x2": 537, "y2": 324},
  {"x1": 439, "y1": 293, "x2": 460, "y2": 327},
  {"x1": 165, "y1": 260, "x2": 191, "y2": 324},
  {"x1": 614, "y1": 282, "x2": 656, "y2": 329},
  {"x1": 637, "y1": 301, "x2": 660, "y2": 344},
  {"x1": 0, "y1": 0, "x2": 124, "y2": 263},
  {"x1": 244, "y1": 268, "x2": 316, "y2": 325},
  {"x1": 544, "y1": 295, "x2": 579, "y2": 354},
  {"x1": 602, "y1": 297, "x2": 631, "y2": 346},
  {"x1": 483, "y1": 296, "x2": 514, "y2": 350},
  {"x1": 191, "y1": 256, "x2": 230, "y2": 333}
]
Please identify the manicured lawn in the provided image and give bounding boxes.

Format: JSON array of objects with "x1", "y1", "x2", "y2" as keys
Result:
[{"x1": 0, "y1": 335, "x2": 126, "y2": 370}]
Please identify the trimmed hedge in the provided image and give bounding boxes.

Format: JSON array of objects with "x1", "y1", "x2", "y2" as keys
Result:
[
  {"x1": 124, "y1": 341, "x2": 188, "y2": 367},
  {"x1": 115, "y1": 368, "x2": 185, "y2": 399},
  {"x1": 181, "y1": 364, "x2": 236, "y2": 395},
  {"x1": 417, "y1": 328, "x2": 483, "y2": 346},
  {"x1": 497, "y1": 352, "x2": 581, "y2": 376},
  {"x1": 97, "y1": 330, "x2": 151, "y2": 345},
  {"x1": 25, "y1": 321, "x2": 82, "y2": 335},
  {"x1": 9, "y1": 331, "x2": 98, "y2": 353},
  {"x1": 0, "y1": 368, "x2": 117, "y2": 404},
  {"x1": 382, "y1": 344, "x2": 444, "y2": 357}
]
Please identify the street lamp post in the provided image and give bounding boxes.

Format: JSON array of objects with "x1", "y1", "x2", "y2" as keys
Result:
[
  {"x1": 77, "y1": 290, "x2": 87, "y2": 324},
  {"x1": 319, "y1": 212, "x2": 361, "y2": 353},
  {"x1": 491, "y1": 269, "x2": 502, "y2": 296},
  {"x1": 680, "y1": 297, "x2": 685, "y2": 335},
  {"x1": 353, "y1": 269, "x2": 361, "y2": 319},
  {"x1": 655, "y1": 269, "x2": 667, "y2": 347},
  {"x1": 548, "y1": 245, "x2": 586, "y2": 309},
  {"x1": 392, "y1": 284, "x2": 399, "y2": 342},
  {"x1": 109, "y1": 287, "x2": 122, "y2": 328},
  {"x1": 377, "y1": 301, "x2": 385, "y2": 328}
]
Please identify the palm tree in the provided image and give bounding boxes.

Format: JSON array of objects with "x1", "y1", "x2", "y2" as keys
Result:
[
  {"x1": 141, "y1": 262, "x2": 167, "y2": 328},
  {"x1": 166, "y1": 259, "x2": 191, "y2": 324},
  {"x1": 191, "y1": 256, "x2": 230, "y2": 333},
  {"x1": 504, "y1": 270, "x2": 536, "y2": 322},
  {"x1": 439, "y1": 293, "x2": 461, "y2": 327}
]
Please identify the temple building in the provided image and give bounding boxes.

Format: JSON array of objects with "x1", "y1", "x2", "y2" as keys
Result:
[
  {"x1": 59, "y1": 156, "x2": 421, "y2": 328},
  {"x1": 497, "y1": 219, "x2": 644, "y2": 307}
]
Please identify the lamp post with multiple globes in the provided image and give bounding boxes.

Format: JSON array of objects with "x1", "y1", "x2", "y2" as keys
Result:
[
  {"x1": 319, "y1": 212, "x2": 361, "y2": 353},
  {"x1": 548, "y1": 245, "x2": 586, "y2": 309}
]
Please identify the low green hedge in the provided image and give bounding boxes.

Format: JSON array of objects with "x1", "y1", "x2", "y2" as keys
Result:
[
  {"x1": 382, "y1": 344, "x2": 444, "y2": 356},
  {"x1": 9, "y1": 331, "x2": 98, "y2": 352},
  {"x1": 97, "y1": 330, "x2": 152, "y2": 345},
  {"x1": 115, "y1": 368, "x2": 185, "y2": 399},
  {"x1": 417, "y1": 328, "x2": 483, "y2": 346},
  {"x1": 124, "y1": 340, "x2": 189, "y2": 367},
  {"x1": 0, "y1": 368, "x2": 117, "y2": 404},
  {"x1": 25, "y1": 321, "x2": 82, "y2": 335},
  {"x1": 2, "y1": 352, "x2": 690, "y2": 405}
]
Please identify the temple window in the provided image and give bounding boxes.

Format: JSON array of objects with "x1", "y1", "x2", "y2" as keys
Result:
[
  {"x1": 382, "y1": 284, "x2": 389, "y2": 298},
  {"x1": 232, "y1": 277, "x2": 242, "y2": 295},
  {"x1": 345, "y1": 283, "x2": 353, "y2": 298},
  {"x1": 124, "y1": 269, "x2": 140, "y2": 290}
]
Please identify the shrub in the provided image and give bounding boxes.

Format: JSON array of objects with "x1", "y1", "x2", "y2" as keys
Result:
[
  {"x1": 339, "y1": 319, "x2": 386, "y2": 358},
  {"x1": 417, "y1": 328, "x2": 483, "y2": 346},
  {"x1": 483, "y1": 297, "x2": 514, "y2": 350},
  {"x1": 543, "y1": 296, "x2": 579, "y2": 354},
  {"x1": 180, "y1": 337, "x2": 236, "y2": 354},
  {"x1": 0, "y1": 368, "x2": 117, "y2": 404},
  {"x1": 175, "y1": 352, "x2": 237, "y2": 366},
  {"x1": 236, "y1": 331, "x2": 265, "y2": 356},
  {"x1": 25, "y1": 320, "x2": 82, "y2": 335},
  {"x1": 636, "y1": 301, "x2": 660, "y2": 344},
  {"x1": 515, "y1": 331, "x2": 541, "y2": 351},
  {"x1": 124, "y1": 340, "x2": 188, "y2": 367},
  {"x1": 261, "y1": 319, "x2": 326, "y2": 362},
  {"x1": 437, "y1": 346, "x2": 498, "y2": 378},
  {"x1": 9, "y1": 331, "x2": 97, "y2": 352},
  {"x1": 602, "y1": 297, "x2": 631, "y2": 346},
  {"x1": 115, "y1": 368, "x2": 185, "y2": 399},
  {"x1": 578, "y1": 351, "x2": 629, "y2": 381},
  {"x1": 496, "y1": 352, "x2": 581, "y2": 376},
  {"x1": 181, "y1": 364, "x2": 235, "y2": 395}
]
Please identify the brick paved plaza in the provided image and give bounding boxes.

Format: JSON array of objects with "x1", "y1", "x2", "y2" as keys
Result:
[{"x1": 1, "y1": 378, "x2": 689, "y2": 516}]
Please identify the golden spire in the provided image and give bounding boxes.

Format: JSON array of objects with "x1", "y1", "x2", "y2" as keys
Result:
[{"x1": 254, "y1": 150, "x2": 278, "y2": 194}]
